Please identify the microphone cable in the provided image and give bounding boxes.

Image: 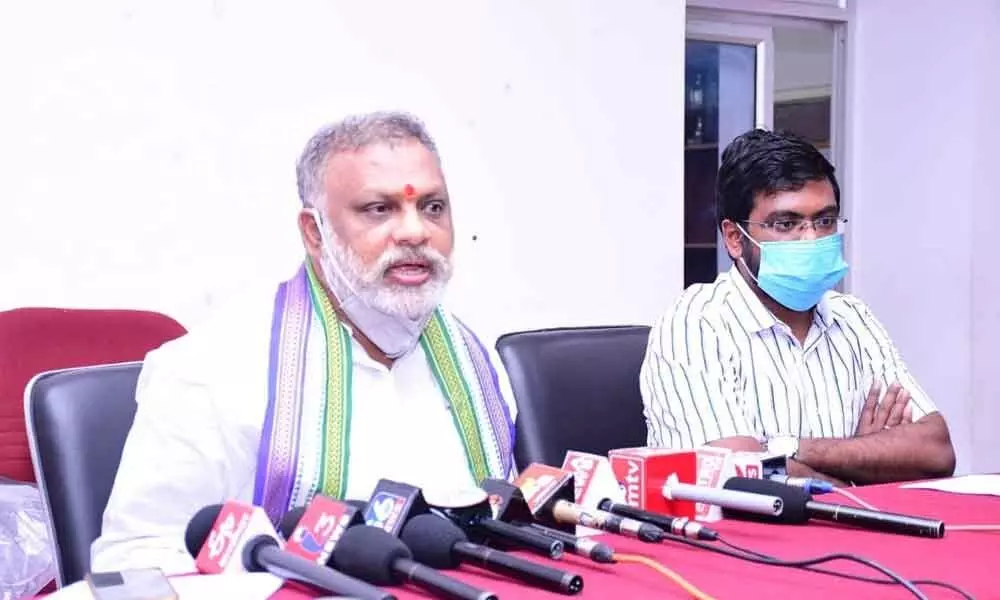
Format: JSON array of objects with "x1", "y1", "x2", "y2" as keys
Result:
[
  {"x1": 768, "y1": 474, "x2": 880, "y2": 512},
  {"x1": 829, "y1": 487, "x2": 881, "y2": 512},
  {"x1": 612, "y1": 553, "x2": 716, "y2": 600},
  {"x1": 946, "y1": 524, "x2": 1000, "y2": 532},
  {"x1": 656, "y1": 531, "x2": 973, "y2": 600},
  {"x1": 714, "y1": 537, "x2": 974, "y2": 599}
]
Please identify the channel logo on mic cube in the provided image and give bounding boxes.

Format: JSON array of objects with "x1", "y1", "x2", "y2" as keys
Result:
[
  {"x1": 285, "y1": 495, "x2": 357, "y2": 566},
  {"x1": 561, "y1": 451, "x2": 621, "y2": 507},
  {"x1": 365, "y1": 492, "x2": 407, "y2": 533},
  {"x1": 196, "y1": 503, "x2": 252, "y2": 573},
  {"x1": 609, "y1": 447, "x2": 765, "y2": 522},
  {"x1": 194, "y1": 502, "x2": 278, "y2": 574},
  {"x1": 609, "y1": 446, "x2": 724, "y2": 521}
]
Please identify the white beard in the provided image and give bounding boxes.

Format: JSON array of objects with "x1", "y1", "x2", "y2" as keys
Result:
[{"x1": 317, "y1": 220, "x2": 452, "y2": 320}]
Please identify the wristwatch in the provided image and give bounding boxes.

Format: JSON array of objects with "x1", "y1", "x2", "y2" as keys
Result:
[{"x1": 766, "y1": 435, "x2": 799, "y2": 460}]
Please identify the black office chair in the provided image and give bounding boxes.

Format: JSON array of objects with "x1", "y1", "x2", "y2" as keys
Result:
[
  {"x1": 496, "y1": 326, "x2": 651, "y2": 470},
  {"x1": 25, "y1": 362, "x2": 142, "y2": 586}
]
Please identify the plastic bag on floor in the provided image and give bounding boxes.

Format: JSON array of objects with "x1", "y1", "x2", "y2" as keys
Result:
[{"x1": 0, "y1": 482, "x2": 55, "y2": 600}]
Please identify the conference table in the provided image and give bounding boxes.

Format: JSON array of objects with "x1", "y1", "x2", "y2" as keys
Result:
[
  {"x1": 269, "y1": 479, "x2": 995, "y2": 599},
  {"x1": 39, "y1": 478, "x2": 996, "y2": 599}
]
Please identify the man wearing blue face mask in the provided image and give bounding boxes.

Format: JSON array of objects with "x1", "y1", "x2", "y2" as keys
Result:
[
  {"x1": 92, "y1": 112, "x2": 517, "y2": 573},
  {"x1": 640, "y1": 129, "x2": 955, "y2": 486}
]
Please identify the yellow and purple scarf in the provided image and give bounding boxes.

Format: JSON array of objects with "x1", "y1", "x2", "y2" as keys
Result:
[{"x1": 253, "y1": 263, "x2": 514, "y2": 522}]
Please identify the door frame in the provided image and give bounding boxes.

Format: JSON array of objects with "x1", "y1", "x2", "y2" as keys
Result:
[
  {"x1": 686, "y1": 19, "x2": 775, "y2": 132},
  {"x1": 685, "y1": 3, "x2": 852, "y2": 290}
]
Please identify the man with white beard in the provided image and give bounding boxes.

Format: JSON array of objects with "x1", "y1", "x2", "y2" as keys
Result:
[{"x1": 91, "y1": 112, "x2": 517, "y2": 574}]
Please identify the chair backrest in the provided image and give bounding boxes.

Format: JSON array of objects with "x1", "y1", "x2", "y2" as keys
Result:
[
  {"x1": 496, "y1": 325, "x2": 651, "y2": 470},
  {"x1": 25, "y1": 362, "x2": 144, "y2": 586},
  {"x1": 0, "y1": 307, "x2": 185, "y2": 482}
]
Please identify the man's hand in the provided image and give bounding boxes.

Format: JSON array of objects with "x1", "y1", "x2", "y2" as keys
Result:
[{"x1": 854, "y1": 382, "x2": 913, "y2": 436}]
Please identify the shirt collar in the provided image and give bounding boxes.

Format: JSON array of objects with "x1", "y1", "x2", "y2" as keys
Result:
[
  {"x1": 725, "y1": 265, "x2": 835, "y2": 334},
  {"x1": 812, "y1": 295, "x2": 834, "y2": 331}
]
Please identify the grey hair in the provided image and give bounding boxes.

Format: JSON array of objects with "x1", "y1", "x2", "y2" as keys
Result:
[{"x1": 295, "y1": 111, "x2": 440, "y2": 208}]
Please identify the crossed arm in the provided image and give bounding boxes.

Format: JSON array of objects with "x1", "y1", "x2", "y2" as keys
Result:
[
  {"x1": 796, "y1": 383, "x2": 954, "y2": 484},
  {"x1": 711, "y1": 384, "x2": 955, "y2": 486},
  {"x1": 641, "y1": 311, "x2": 956, "y2": 486}
]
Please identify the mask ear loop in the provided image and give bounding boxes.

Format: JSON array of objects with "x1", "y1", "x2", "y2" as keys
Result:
[
  {"x1": 308, "y1": 207, "x2": 362, "y2": 302},
  {"x1": 733, "y1": 222, "x2": 762, "y2": 285}
]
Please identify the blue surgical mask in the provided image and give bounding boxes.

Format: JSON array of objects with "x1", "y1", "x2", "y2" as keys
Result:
[{"x1": 737, "y1": 225, "x2": 849, "y2": 311}]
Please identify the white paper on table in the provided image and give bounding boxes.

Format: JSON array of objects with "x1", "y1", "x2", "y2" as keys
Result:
[
  {"x1": 900, "y1": 474, "x2": 1000, "y2": 496},
  {"x1": 43, "y1": 572, "x2": 284, "y2": 600}
]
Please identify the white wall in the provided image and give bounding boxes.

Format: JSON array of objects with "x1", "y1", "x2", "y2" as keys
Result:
[
  {"x1": 847, "y1": 0, "x2": 1000, "y2": 474},
  {"x1": 7, "y1": 0, "x2": 993, "y2": 473},
  {"x1": 967, "y1": 4, "x2": 1000, "y2": 476},
  {"x1": 0, "y1": 1, "x2": 685, "y2": 347}
]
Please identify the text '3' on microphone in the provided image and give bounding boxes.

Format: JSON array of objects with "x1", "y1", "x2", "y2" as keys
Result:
[
  {"x1": 597, "y1": 499, "x2": 719, "y2": 541},
  {"x1": 184, "y1": 502, "x2": 394, "y2": 600},
  {"x1": 278, "y1": 495, "x2": 366, "y2": 567},
  {"x1": 333, "y1": 524, "x2": 498, "y2": 600},
  {"x1": 401, "y1": 514, "x2": 584, "y2": 595},
  {"x1": 514, "y1": 463, "x2": 665, "y2": 543},
  {"x1": 722, "y1": 477, "x2": 946, "y2": 538}
]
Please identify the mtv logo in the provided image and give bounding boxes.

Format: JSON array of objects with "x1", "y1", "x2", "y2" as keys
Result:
[{"x1": 365, "y1": 492, "x2": 406, "y2": 533}]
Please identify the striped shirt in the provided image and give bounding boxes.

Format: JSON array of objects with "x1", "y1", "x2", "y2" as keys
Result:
[{"x1": 640, "y1": 266, "x2": 937, "y2": 448}]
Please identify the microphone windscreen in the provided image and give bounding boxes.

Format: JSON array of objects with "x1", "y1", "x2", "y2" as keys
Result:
[
  {"x1": 722, "y1": 477, "x2": 810, "y2": 524},
  {"x1": 278, "y1": 506, "x2": 307, "y2": 539},
  {"x1": 400, "y1": 514, "x2": 466, "y2": 569},
  {"x1": 184, "y1": 504, "x2": 224, "y2": 556},
  {"x1": 332, "y1": 525, "x2": 412, "y2": 585}
]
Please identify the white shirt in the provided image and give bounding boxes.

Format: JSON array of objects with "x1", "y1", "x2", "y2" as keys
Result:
[
  {"x1": 91, "y1": 288, "x2": 517, "y2": 575},
  {"x1": 640, "y1": 266, "x2": 937, "y2": 448}
]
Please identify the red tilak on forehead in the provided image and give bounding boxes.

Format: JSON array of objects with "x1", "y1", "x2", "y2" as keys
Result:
[{"x1": 402, "y1": 184, "x2": 416, "y2": 198}]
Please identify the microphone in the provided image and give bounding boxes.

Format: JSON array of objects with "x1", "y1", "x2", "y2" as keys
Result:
[
  {"x1": 479, "y1": 477, "x2": 614, "y2": 563},
  {"x1": 596, "y1": 498, "x2": 719, "y2": 541},
  {"x1": 401, "y1": 514, "x2": 584, "y2": 595},
  {"x1": 362, "y1": 479, "x2": 431, "y2": 536},
  {"x1": 609, "y1": 446, "x2": 764, "y2": 522},
  {"x1": 349, "y1": 482, "x2": 561, "y2": 560},
  {"x1": 278, "y1": 495, "x2": 365, "y2": 565},
  {"x1": 333, "y1": 525, "x2": 498, "y2": 600},
  {"x1": 185, "y1": 502, "x2": 277, "y2": 574},
  {"x1": 279, "y1": 506, "x2": 307, "y2": 536},
  {"x1": 515, "y1": 463, "x2": 664, "y2": 542},
  {"x1": 549, "y1": 498, "x2": 664, "y2": 542},
  {"x1": 723, "y1": 478, "x2": 946, "y2": 538},
  {"x1": 767, "y1": 474, "x2": 835, "y2": 494},
  {"x1": 431, "y1": 484, "x2": 565, "y2": 560},
  {"x1": 663, "y1": 473, "x2": 785, "y2": 517},
  {"x1": 184, "y1": 502, "x2": 394, "y2": 600},
  {"x1": 520, "y1": 522, "x2": 616, "y2": 564},
  {"x1": 560, "y1": 451, "x2": 626, "y2": 535}
]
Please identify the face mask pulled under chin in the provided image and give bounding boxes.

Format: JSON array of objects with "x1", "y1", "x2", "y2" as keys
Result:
[
  {"x1": 332, "y1": 286, "x2": 430, "y2": 359},
  {"x1": 311, "y1": 211, "x2": 431, "y2": 359}
]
